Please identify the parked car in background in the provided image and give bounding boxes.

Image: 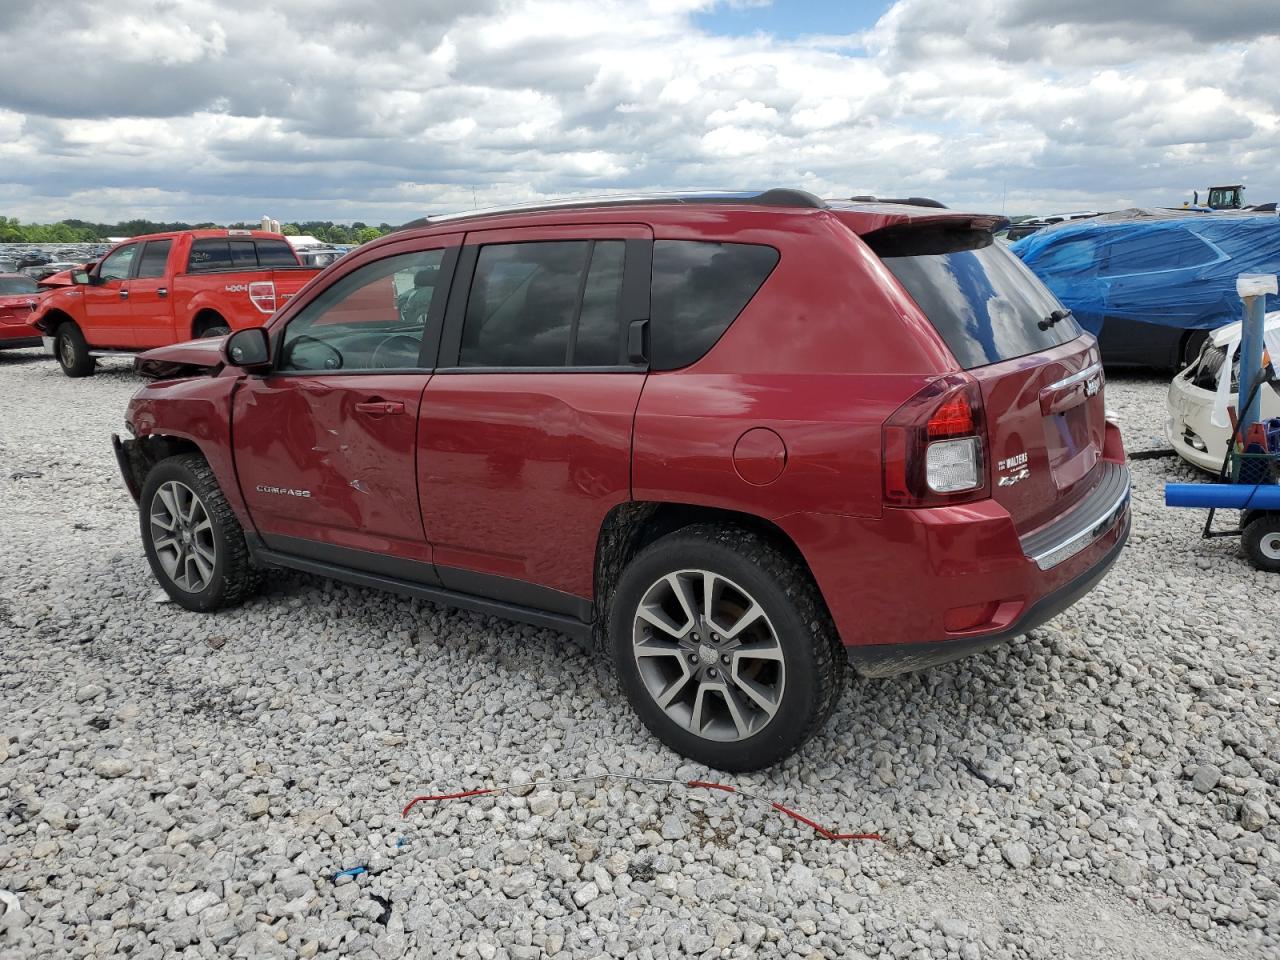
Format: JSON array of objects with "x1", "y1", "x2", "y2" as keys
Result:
[
  {"x1": 20, "y1": 261, "x2": 81, "y2": 282},
  {"x1": 32, "y1": 230, "x2": 321, "y2": 377},
  {"x1": 0, "y1": 273, "x2": 44, "y2": 350},
  {"x1": 296, "y1": 247, "x2": 347, "y2": 268},
  {"x1": 114, "y1": 189, "x2": 1129, "y2": 770},
  {"x1": 1013, "y1": 210, "x2": 1280, "y2": 369},
  {"x1": 1167, "y1": 312, "x2": 1280, "y2": 472},
  {"x1": 1004, "y1": 211, "x2": 1100, "y2": 243}
]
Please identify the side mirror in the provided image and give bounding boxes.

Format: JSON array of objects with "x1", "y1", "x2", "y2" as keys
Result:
[
  {"x1": 223, "y1": 326, "x2": 271, "y2": 370},
  {"x1": 71, "y1": 269, "x2": 91, "y2": 285}
]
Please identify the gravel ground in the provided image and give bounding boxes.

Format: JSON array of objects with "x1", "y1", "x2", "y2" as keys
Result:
[{"x1": 1, "y1": 348, "x2": 1276, "y2": 960}]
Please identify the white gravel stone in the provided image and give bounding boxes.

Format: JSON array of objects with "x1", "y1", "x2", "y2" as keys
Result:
[{"x1": 0, "y1": 355, "x2": 1275, "y2": 959}]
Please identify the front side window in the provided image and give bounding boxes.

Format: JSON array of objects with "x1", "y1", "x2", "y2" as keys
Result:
[
  {"x1": 98, "y1": 244, "x2": 137, "y2": 281},
  {"x1": 135, "y1": 240, "x2": 173, "y2": 279},
  {"x1": 278, "y1": 249, "x2": 445, "y2": 372},
  {"x1": 649, "y1": 240, "x2": 779, "y2": 370},
  {"x1": 459, "y1": 239, "x2": 628, "y2": 368}
]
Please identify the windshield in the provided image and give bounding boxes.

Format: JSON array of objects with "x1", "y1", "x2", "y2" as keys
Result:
[
  {"x1": 870, "y1": 226, "x2": 1083, "y2": 369},
  {"x1": 0, "y1": 276, "x2": 39, "y2": 295}
]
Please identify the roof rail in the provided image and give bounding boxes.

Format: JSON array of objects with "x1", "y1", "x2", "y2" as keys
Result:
[
  {"x1": 848, "y1": 195, "x2": 948, "y2": 209},
  {"x1": 397, "y1": 188, "x2": 827, "y2": 231}
]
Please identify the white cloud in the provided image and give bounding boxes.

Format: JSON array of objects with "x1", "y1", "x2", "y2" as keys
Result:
[{"x1": 0, "y1": 0, "x2": 1276, "y2": 223}]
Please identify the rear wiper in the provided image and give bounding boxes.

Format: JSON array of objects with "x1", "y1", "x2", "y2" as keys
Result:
[{"x1": 1038, "y1": 308, "x2": 1072, "y2": 331}]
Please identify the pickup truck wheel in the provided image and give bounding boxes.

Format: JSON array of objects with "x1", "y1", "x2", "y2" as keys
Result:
[
  {"x1": 608, "y1": 525, "x2": 845, "y2": 771},
  {"x1": 196, "y1": 315, "x2": 231, "y2": 338},
  {"x1": 140, "y1": 454, "x2": 263, "y2": 611},
  {"x1": 55, "y1": 323, "x2": 95, "y2": 377}
]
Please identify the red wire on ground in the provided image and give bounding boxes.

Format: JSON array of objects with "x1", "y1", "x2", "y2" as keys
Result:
[{"x1": 401, "y1": 775, "x2": 881, "y2": 843}]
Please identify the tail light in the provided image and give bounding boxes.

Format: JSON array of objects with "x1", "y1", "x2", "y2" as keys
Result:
[
  {"x1": 883, "y1": 373, "x2": 988, "y2": 506},
  {"x1": 248, "y1": 281, "x2": 278, "y2": 314}
]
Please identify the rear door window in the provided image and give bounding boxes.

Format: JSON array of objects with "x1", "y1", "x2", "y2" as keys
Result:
[
  {"x1": 871, "y1": 227, "x2": 1082, "y2": 369},
  {"x1": 135, "y1": 240, "x2": 172, "y2": 279},
  {"x1": 459, "y1": 240, "x2": 629, "y2": 368},
  {"x1": 649, "y1": 240, "x2": 779, "y2": 370}
]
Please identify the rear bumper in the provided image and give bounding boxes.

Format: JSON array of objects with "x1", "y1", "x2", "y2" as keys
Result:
[
  {"x1": 846, "y1": 508, "x2": 1129, "y2": 677},
  {"x1": 782, "y1": 459, "x2": 1131, "y2": 677}
]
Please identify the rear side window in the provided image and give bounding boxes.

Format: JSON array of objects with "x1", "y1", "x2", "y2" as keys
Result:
[
  {"x1": 871, "y1": 227, "x2": 1082, "y2": 369},
  {"x1": 649, "y1": 240, "x2": 779, "y2": 370},
  {"x1": 187, "y1": 239, "x2": 232, "y2": 272},
  {"x1": 256, "y1": 239, "x2": 298, "y2": 266},
  {"x1": 135, "y1": 240, "x2": 172, "y2": 279},
  {"x1": 460, "y1": 240, "x2": 627, "y2": 367}
]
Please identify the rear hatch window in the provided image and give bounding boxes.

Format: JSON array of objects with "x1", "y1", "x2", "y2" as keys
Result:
[{"x1": 868, "y1": 225, "x2": 1082, "y2": 368}]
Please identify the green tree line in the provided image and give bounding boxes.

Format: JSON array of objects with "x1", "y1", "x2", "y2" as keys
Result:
[{"x1": 0, "y1": 216, "x2": 392, "y2": 245}]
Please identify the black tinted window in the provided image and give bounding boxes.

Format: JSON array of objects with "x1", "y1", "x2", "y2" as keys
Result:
[
  {"x1": 873, "y1": 227, "x2": 1082, "y2": 369},
  {"x1": 650, "y1": 241, "x2": 778, "y2": 370},
  {"x1": 135, "y1": 240, "x2": 172, "y2": 279},
  {"x1": 187, "y1": 239, "x2": 232, "y2": 272},
  {"x1": 256, "y1": 239, "x2": 298, "y2": 267},
  {"x1": 230, "y1": 240, "x2": 258, "y2": 268},
  {"x1": 461, "y1": 241, "x2": 589, "y2": 367},
  {"x1": 573, "y1": 241, "x2": 625, "y2": 365}
]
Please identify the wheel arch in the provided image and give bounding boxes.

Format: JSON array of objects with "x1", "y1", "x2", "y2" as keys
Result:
[
  {"x1": 592, "y1": 500, "x2": 818, "y2": 643},
  {"x1": 38, "y1": 307, "x2": 77, "y2": 335},
  {"x1": 119, "y1": 433, "x2": 209, "y2": 501},
  {"x1": 190, "y1": 308, "x2": 228, "y2": 339}
]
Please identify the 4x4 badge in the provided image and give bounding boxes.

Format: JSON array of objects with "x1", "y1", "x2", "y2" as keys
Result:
[{"x1": 997, "y1": 452, "x2": 1030, "y2": 487}]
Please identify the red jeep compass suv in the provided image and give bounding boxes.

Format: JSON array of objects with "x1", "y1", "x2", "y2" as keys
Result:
[{"x1": 114, "y1": 190, "x2": 1130, "y2": 770}]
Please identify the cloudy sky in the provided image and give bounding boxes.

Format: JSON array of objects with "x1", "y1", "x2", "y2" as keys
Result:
[{"x1": 1, "y1": 0, "x2": 1278, "y2": 224}]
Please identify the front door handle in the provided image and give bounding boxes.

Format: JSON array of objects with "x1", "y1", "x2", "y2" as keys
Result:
[
  {"x1": 354, "y1": 400, "x2": 405, "y2": 415},
  {"x1": 118, "y1": 289, "x2": 129, "y2": 300},
  {"x1": 157, "y1": 287, "x2": 168, "y2": 298}
]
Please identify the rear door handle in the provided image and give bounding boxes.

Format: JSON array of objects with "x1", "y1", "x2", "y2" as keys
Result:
[
  {"x1": 157, "y1": 287, "x2": 168, "y2": 298},
  {"x1": 354, "y1": 400, "x2": 405, "y2": 415}
]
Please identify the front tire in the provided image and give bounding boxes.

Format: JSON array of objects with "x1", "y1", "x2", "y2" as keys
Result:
[
  {"x1": 139, "y1": 454, "x2": 262, "y2": 611},
  {"x1": 55, "y1": 323, "x2": 95, "y2": 377},
  {"x1": 608, "y1": 525, "x2": 845, "y2": 771}
]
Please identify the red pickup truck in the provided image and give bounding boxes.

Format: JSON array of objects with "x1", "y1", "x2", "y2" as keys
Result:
[{"x1": 32, "y1": 230, "x2": 321, "y2": 377}]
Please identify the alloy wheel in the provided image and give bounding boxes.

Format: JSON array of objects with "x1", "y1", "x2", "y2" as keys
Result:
[
  {"x1": 59, "y1": 334, "x2": 74, "y2": 367},
  {"x1": 631, "y1": 569, "x2": 785, "y2": 742},
  {"x1": 150, "y1": 480, "x2": 217, "y2": 592}
]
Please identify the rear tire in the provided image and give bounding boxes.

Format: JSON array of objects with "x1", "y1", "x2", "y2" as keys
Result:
[
  {"x1": 139, "y1": 454, "x2": 263, "y2": 611},
  {"x1": 1243, "y1": 514, "x2": 1280, "y2": 573},
  {"x1": 195, "y1": 315, "x2": 231, "y2": 338},
  {"x1": 55, "y1": 323, "x2": 95, "y2": 378},
  {"x1": 607, "y1": 524, "x2": 845, "y2": 771}
]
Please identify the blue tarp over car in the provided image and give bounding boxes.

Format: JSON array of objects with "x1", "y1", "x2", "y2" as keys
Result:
[{"x1": 1010, "y1": 211, "x2": 1280, "y2": 336}]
